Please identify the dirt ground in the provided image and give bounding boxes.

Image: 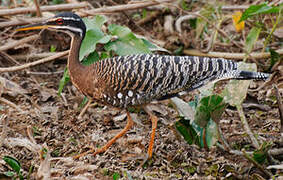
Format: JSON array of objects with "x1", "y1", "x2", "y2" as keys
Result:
[{"x1": 0, "y1": 0, "x2": 282, "y2": 179}]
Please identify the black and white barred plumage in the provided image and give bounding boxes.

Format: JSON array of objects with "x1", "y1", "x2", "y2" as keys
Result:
[{"x1": 90, "y1": 54, "x2": 270, "y2": 108}]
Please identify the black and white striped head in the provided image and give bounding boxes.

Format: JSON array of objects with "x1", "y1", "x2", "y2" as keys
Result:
[{"x1": 17, "y1": 12, "x2": 86, "y2": 38}]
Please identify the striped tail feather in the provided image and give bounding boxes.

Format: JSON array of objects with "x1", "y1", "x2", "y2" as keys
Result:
[
  {"x1": 237, "y1": 71, "x2": 270, "y2": 80},
  {"x1": 220, "y1": 70, "x2": 270, "y2": 80}
]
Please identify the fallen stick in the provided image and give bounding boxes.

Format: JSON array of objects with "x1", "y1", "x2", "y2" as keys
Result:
[
  {"x1": 0, "y1": 34, "x2": 39, "y2": 51},
  {"x1": 184, "y1": 48, "x2": 283, "y2": 60},
  {"x1": 0, "y1": 0, "x2": 174, "y2": 28},
  {"x1": 11, "y1": 52, "x2": 67, "y2": 61},
  {"x1": 81, "y1": 0, "x2": 174, "y2": 15},
  {"x1": 0, "y1": 50, "x2": 69, "y2": 73},
  {"x1": 0, "y1": 2, "x2": 88, "y2": 16}
]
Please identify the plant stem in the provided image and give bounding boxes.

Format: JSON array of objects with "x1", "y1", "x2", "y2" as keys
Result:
[
  {"x1": 262, "y1": 7, "x2": 282, "y2": 52},
  {"x1": 237, "y1": 105, "x2": 259, "y2": 149}
]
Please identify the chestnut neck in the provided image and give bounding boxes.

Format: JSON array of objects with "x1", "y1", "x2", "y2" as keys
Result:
[{"x1": 67, "y1": 34, "x2": 88, "y2": 92}]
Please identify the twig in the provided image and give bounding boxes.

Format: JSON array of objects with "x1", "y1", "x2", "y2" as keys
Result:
[
  {"x1": 0, "y1": 97, "x2": 25, "y2": 113},
  {"x1": 274, "y1": 84, "x2": 283, "y2": 133},
  {"x1": 269, "y1": 148, "x2": 283, "y2": 156},
  {"x1": 0, "y1": 2, "x2": 89, "y2": 16},
  {"x1": 0, "y1": 51, "x2": 20, "y2": 65},
  {"x1": 242, "y1": 149, "x2": 273, "y2": 178},
  {"x1": 0, "y1": 50, "x2": 69, "y2": 73},
  {"x1": 0, "y1": 114, "x2": 8, "y2": 147},
  {"x1": 183, "y1": 49, "x2": 283, "y2": 59},
  {"x1": 0, "y1": 0, "x2": 173, "y2": 29},
  {"x1": 80, "y1": 0, "x2": 174, "y2": 15},
  {"x1": 237, "y1": 105, "x2": 259, "y2": 149},
  {"x1": 11, "y1": 52, "x2": 67, "y2": 61},
  {"x1": 0, "y1": 34, "x2": 39, "y2": 51},
  {"x1": 216, "y1": 143, "x2": 253, "y2": 156},
  {"x1": 27, "y1": 70, "x2": 64, "y2": 75},
  {"x1": 0, "y1": 17, "x2": 47, "y2": 28},
  {"x1": 137, "y1": 11, "x2": 162, "y2": 26},
  {"x1": 78, "y1": 98, "x2": 92, "y2": 120},
  {"x1": 33, "y1": 0, "x2": 42, "y2": 17},
  {"x1": 175, "y1": 14, "x2": 197, "y2": 33}
]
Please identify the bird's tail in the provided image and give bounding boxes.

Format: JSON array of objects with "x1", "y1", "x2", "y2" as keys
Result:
[{"x1": 219, "y1": 70, "x2": 270, "y2": 81}]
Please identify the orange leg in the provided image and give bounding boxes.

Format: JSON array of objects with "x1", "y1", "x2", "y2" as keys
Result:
[
  {"x1": 144, "y1": 106, "x2": 158, "y2": 159},
  {"x1": 74, "y1": 111, "x2": 134, "y2": 159}
]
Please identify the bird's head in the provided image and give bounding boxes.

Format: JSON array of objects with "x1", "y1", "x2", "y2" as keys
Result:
[{"x1": 17, "y1": 12, "x2": 86, "y2": 38}]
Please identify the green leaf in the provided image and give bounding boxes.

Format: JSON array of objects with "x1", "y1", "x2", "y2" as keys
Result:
[
  {"x1": 79, "y1": 96, "x2": 89, "y2": 109},
  {"x1": 175, "y1": 118, "x2": 200, "y2": 145},
  {"x1": 253, "y1": 142, "x2": 272, "y2": 164},
  {"x1": 4, "y1": 171, "x2": 15, "y2": 177},
  {"x1": 245, "y1": 27, "x2": 261, "y2": 54},
  {"x1": 79, "y1": 16, "x2": 110, "y2": 61},
  {"x1": 50, "y1": 45, "x2": 56, "y2": 52},
  {"x1": 3, "y1": 156, "x2": 21, "y2": 174},
  {"x1": 195, "y1": 95, "x2": 226, "y2": 127},
  {"x1": 80, "y1": 29, "x2": 111, "y2": 60},
  {"x1": 141, "y1": 38, "x2": 169, "y2": 53},
  {"x1": 82, "y1": 51, "x2": 100, "y2": 66},
  {"x1": 112, "y1": 172, "x2": 120, "y2": 180},
  {"x1": 105, "y1": 24, "x2": 151, "y2": 55},
  {"x1": 222, "y1": 62, "x2": 257, "y2": 106},
  {"x1": 83, "y1": 15, "x2": 107, "y2": 30},
  {"x1": 240, "y1": 3, "x2": 279, "y2": 22},
  {"x1": 268, "y1": 48, "x2": 280, "y2": 70},
  {"x1": 58, "y1": 68, "x2": 70, "y2": 95}
]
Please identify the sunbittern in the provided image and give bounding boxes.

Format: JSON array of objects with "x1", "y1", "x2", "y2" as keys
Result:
[{"x1": 17, "y1": 12, "x2": 270, "y2": 159}]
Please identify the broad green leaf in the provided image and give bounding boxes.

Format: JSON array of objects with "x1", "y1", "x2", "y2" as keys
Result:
[
  {"x1": 240, "y1": 3, "x2": 279, "y2": 22},
  {"x1": 3, "y1": 156, "x2": 21, "y2": 174},
  {"x1": 58, "y1": 68, "x2": 70, "y2": 95},
  {"x1": 105, "y1": 24, "x2": 151, "y2": 55},
  {"x1": 80, "y1": 16, "x2": 110, "y2": 60},
  {"x1": 245, "y1": 27, "x2": 261, "y2": 54},
  {"x1": 194, "y1": 95, "x2": 226, "y2": 127},
  {"x1": 80, "y1": 29, "x2": 111, "y2": 60},
  {"x1": 83, "y1": 15, "x2": 107, "y2": 30},
  {"x1": 175, "y1": 118, "x2": 200, "y2": 146},
  {"x1": 222, "y1": 62, "x2": 257, "y2": 106}
]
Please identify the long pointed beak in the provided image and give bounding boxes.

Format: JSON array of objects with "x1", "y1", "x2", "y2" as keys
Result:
[{"x1": 16, "y1": 22, "x2": 56, "y2": 31}]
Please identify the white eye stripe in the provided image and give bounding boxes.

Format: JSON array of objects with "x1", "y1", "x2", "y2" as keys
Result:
[
  {"x1": 49, "y1": 17, "x2": 81, "y2": 22},
  {"x1": 53, "y1": 26, "x2": 83, "y2": 36}
]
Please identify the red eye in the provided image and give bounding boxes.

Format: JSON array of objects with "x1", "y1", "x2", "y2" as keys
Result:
[{"x1": 56, "y1": 18, "x2": 63, "y2": 24}]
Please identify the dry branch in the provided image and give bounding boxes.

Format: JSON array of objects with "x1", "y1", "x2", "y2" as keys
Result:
[
  {"x1": 12, "y1": 52, "x2": 67, "y2": 61},
  {"x1": 184, "y1": 49, "x2": 283, "y2": 60},
  {"x1": 0, "y1": 2, "x2": 88, "y2": 16},
  {"x1": 0, "y1": 34, "x2": 39, "y2": 51},
  {"x1": 0, "y1": 50, "x2": 69, "y2": 73},
  {"x1": 81, "y1": 0, "x2": 174, "y2": 15},
  {"x1": 274, "y1": 84, "x2": 283, "y2": 133},
  {"x1": 237, "y1": 105, "x2": 259, "y2": 149},
  {"x1": 0, "y1": 0, "x2": 174, "y2": 28}
]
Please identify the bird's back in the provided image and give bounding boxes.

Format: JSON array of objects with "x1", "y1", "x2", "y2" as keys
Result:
[{"x1": 91, "y1": 54, "x2": 269, "y2": 108}]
